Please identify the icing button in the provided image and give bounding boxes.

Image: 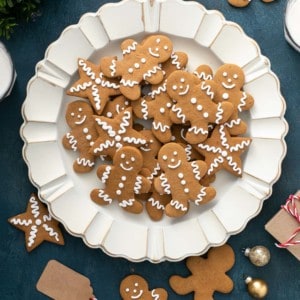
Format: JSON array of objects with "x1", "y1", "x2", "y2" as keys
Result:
[{"x1": 178, "y1": 172, "x2": 184, "y2": 179}]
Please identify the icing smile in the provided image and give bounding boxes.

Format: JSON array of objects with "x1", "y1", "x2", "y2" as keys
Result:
[
  {"x1": 120, "y1": 163, "x2": 134, "y2": 171},
  {"x1": 75, "y1": 115, "x2": 87, "y2": 125},
  {"x1": 131, "y1": 290, "x2": 143, "y2": 299},
  {"x1": 148, "y1": 48, "x2": 160, "y2": 58},
  {"x1": 168, "y1": 160, "x2": 181, "y2": 169},
  {"x1": 140, "y1": 146, "x2": 151, "y2": 152},
  {"x1": 179, "y1": 85, "x2": 190, "y2": 95},
  {"x1": 222, "y1": 82, "x2": 236, "y2": 89}
]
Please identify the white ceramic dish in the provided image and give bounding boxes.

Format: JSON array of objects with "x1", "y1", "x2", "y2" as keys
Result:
[{"x1": 20, "y1": 0, "x2": 288, "y2": 262}]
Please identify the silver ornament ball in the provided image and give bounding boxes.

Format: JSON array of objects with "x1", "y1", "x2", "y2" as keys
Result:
[{"x1": 244, "y1": 245, "x2": 271, "y2": 267}]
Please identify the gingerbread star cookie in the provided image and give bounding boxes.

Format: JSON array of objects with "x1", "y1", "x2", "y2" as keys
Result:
[
  {"x1": 169, "y1": 244, "x2": 235, "y2": 300},
  {"x1": 67, "y1": 58, "x2": 120, "y2": 115},
  {"x1": 8, "y1": 194, "x2": 64, "y2": 252},
  {"x1": 90, "y1": 107, "x2": 147, "y2": 158},
  {"x1": 195, "y1": 125, "x2": 252, "y2": 177}
]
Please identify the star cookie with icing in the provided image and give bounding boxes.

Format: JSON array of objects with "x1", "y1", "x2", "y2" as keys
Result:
[
  {"x1": 67, "y1": 58, "x2": 120, "y2": 115},
  {"x1": 90, "y1": 107, "x2": 147, "y2": 158},
  {"x1": 8, "y1": 194, "x2": 64, "y2": 252},
  {"x1": 195, "y1": 125, "x2": 252, "y2": 177}
]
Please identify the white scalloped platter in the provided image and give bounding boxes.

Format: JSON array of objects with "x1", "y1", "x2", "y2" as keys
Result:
[{"x1": 20, "y1": 0, "x2": 288, "y2": 262}]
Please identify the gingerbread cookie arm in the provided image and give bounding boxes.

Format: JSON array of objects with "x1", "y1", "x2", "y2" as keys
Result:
[
  {"x1": 169, "y1": 275, "x2": 195, "y2": 296},
  {"x1": 62, "y1": 133, "x2": 77, "y2": 151},
  {"x1": 100, "y1": 56, "x2": 121, "y2": 78},
  {"x1": 154, "y1": 173, "x2": 171, "y2": 195},
  {"x1": 237, "y1": 91, "x2": 254, "y2": 112},
  {"x1": 143, "y1": 66, "x2": 165, "y2": 85},
  {"x1": 134, "y1": 175, "x2": 152, "y2": 194},
  {"x1": 151, "y1": 288, "x2": 168, "y2": 300}
]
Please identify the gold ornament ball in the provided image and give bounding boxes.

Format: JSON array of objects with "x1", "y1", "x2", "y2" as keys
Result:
[
  {"x1": 244, "y1": 245, "x2": 271, "y2": 267},
  {"x1": 245, "y1": 276, "x2": 268, "y2": 299}
]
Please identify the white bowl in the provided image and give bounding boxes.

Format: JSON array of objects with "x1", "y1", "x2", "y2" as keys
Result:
[{"x1": 20, "y1": 0, "x2": 288, "y2": 263}]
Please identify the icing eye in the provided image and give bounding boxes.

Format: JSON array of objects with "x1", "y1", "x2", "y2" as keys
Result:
[
  {"x1": 131, "y1": 157, "x2": 136, "y2": 162},
  {"x1": 125, "y1": 288, "x2": 130, "y2": 292},
  {"x1": 233, "y1": 74, "x2": 238, "y2": 79},
  {"x1": 155, "y1": 47, "x2": 159, "y2": 51},
  {"x1": 134, "y1": 283, "x2": 139, "y2": 287},
  {"x1": 141, "y1": 58, "x2": 146, "y2": 63},
  {"x1": 150, "y1": 139, "x2": 153, "y2": 143},
  {"x1": 180, "y1": 78, "x2": 185, "y2": 83},
  {"x1": 156, "y1": 38, "x2": 161, "y2": 43},
  {"x1": 128, "y1": 68, "x2": 134, "y2": 74},
  {"x1": 164, "y1": 45, "x2": 168, "y2": 50},
  {"x1": 78, "y1": 108, "x2": 83, "y2": 112},
  {"x1": 134, "y1": 63, "x2": 140, "y2": 69},
  {"x1": 172, "y1": 85, "x2": 177, "y2": 91},
  {"x1": 173, "y1": 151, "x2": 178, "y2": 155},
  {"x1": 160, "y1": 107, "x2": 165, "y2": 113},
  {"x1": 121, "y1": 153, "x2": 126, "y2": 159},
  {"x1": 223, "y1": 72, "x2": 227, "y2": 77},
  {"x1": 71, "y1": 112, "x2": 75, "y2": 117},
  {"x1": 163, "y1": 155, "x2": 168, "y2": 161}
]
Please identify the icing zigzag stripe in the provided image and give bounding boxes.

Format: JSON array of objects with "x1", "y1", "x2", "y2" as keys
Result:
[
  {"x1": 195, "y1": 187, "x2": 207, "y2": 205},
  {"x1": 224, "y1": 118, "x2": 241, "y2": 128},
  {"x1": 170, "y1": 199, "x2": 187, "y2": 211},
  {"x1": 188, "y1": 126, "x2": 208, "y2": 135},
  {"x1": 193, "y1": 71, "x2": 213, "y2": 81},
  {"x1": 123, "y1": 137, "x2": 146, "y2": 144},
  {"x1": 91, "y1": 85, "x2": 101, "y2": 110},
  {"x1": 227, "y1": 156, "x2": 242, "y2": 174},
  {"x1": 201, "y1": 81, "x2": 214, "y2": 99},
  {"x1": 149, "y1": 82, "x2": 167, "y2": 99},
  {"x1": 230, "y1": 140, "x2": 251, "y2": 152},
  {"x1": 151, "y1": 289, "x2": 160, "y2": 300},
  {"x1": 76, "y1": 158, "x2": 94, "y2": 167},
  {"x1": 185, "y1": 144, "x2": 192, "y2": 161},
  {"x1": 109, "y1": 59, "x2": 117, "y2": 77},
  {"x1": 215, "y1": 103, "x2": 224, "y2": 124},
  {"x1": 238, "y1": 91, "x2": 247, "y2": 112},
  {"x1": 93, "y1": 140, "x2": 115, "y2": 154},
  {"x1": 219, "y1": 125, "x2": 229, "y2": 149},
  {"x1": 191, "y1": 161, "x2": 201, "y2": 180},
  {"x1": 120, "y1": 79, "x2": 139, "y2": 87},
  {"x1": 153, "y1": 121, "x2": 170, "y2": 132},
  {"x1": 69, "y1": 81, "x2": 92, "y2": 93},
  {"x1": 67, "y1": 133, "x2": 77, "y2": 151},
  {"x1": 148, "y1": 162, "x2": 160, "y2": 180},
  {"x1": 43, "y1": 215, "x2": 52, "y2": 222},
  {"x1": 208, "y1": 156, "x2": 224, "y2": 174},
  {"x1": 119, "y1": 199, "x2": 134, "y2": 207},
  {"x1": 42, "y1": 224, "x2": 60, "y2": 241},
  {"x1": 28, "y1": 225, "x2": 38, "y2": 247},
  {"x1": 148, "y1": 197, "x2": 165, "y2": 210},
  {"x1": 118, "y1": 110, "x2": 130, "y2": 134},
  {"x1": 101, "y1": 166, "x2": 112, "y2": 183},
  {"x1": 134, "y1": 176, "x2": 143, "y2": 194},
  {"x1": 98, "y1": 190, "x2": 112, "y2": 204},
  {"x1": 171, "y1": 53, "x2": 181, "y2": 69},
  {"x1": 140, "y1": 99, "x2": 149, "y2": 119},
  {"x1": 10, "y1": 218, "x2": 32, "y2": 226},
  {"x1": 79, "y1": 59, "x2": 96, "y2": 80},
  {"x1": 197, "y1": 143, "x2": 220, "y2": 154},
  {"x1": 122, "y1": 41, "x2": 138, "y2": 55},
  {"x1": 172, "y1": 105, "x2": 186, "y2": 123},
  {"x1": 143, "y1": 66, "x2": 161, "y2": 81},
  {"x1": 95, "y1": 118, "x2": 116, "y2": 137},
  {"x1": 30, "y1": 196, "x2": 40, "y2": 218},
  {"x1": 160, "y1": 173, "x2": 171, "y2": 194}
]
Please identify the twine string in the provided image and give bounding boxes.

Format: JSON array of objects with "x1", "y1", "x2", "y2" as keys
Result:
[{"x1": 276, "y1": 194, "x2": 300, "y2": 248}]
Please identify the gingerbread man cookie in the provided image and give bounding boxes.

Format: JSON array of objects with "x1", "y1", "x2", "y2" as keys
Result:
[
  {"x1": 62, "y1": 100, "x2": 99, "y2": 173},
  {"x1": 100, "y1": 35, "x2": 173, "y2": 100},
  {"x1": 90, "y1": 146, "x2": 151, "y2": 214},
  {"x1": 90, "y1": 107, "x2": 147, "y2": 158},
  {"x1": 166, "y1": 70, "x2": 234, "y2": 144},
  {"x1": 132, "y1": 51, "x2": 188, "y2": 143},
  {"x1": 195, "y1": 125, "x2": 252, "y2": 177},
  {"x1": 120, "y1": 274, "x2": 168, "y2": 300},
  {"x1": 102, "y1": 95, "x2": 131, "y2": 119},
  {"x1": 169, "y1": 244, "x2": 235, "y2": 300},
  {"x1": 154, "y1": 143, "x2": 216, "y2": 217},
  {"x1": 213, "y1": 64, "x2": 254, "y2": 135},
  {"x1": 67, "y1": 58, "x2": 120, "y2": 115}
]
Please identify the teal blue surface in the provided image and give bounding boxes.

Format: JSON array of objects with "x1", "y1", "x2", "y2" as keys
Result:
[{"x1": 1, "y1": 0, "x2": 300, "y2": 299}]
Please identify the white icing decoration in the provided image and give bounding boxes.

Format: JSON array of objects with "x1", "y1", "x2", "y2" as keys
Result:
[
  {"x1": 167, "y1": 160, "x2": 181, "y2": 169},
  {"x1": 215, "y1": 103, "x2": 224, "y2": 124},
  {"x1": 116, "y1": 190, "x2": 122, "y2": 195},
  {"x1": 207, "y1": 156, "x2": 224, "y2": 175},
  {"x1": 237, "y1": 91, "x2": 247, "y2": 112},
  {"x1": 195, "y1": 186, "x2": 207, "y2": 205},
  {"x1": 42, "y1": 224, "x2": 60, "y2": 241},
  {"x1": 120, "y1": 163, "x2": 133, "y2": 171},
  {"x1": 147, "y1": 162, "x2": 161, "y2": 181},
  {"x1": 227, "y1": 156, "x2": 242, "y2": 174},
  {"x1": 123, "y1": 137, "x2": 146, "y2": 144},
  {"x1": 119, "y1": 199, "x2": 135, "y2": 207},
  {"x1": 200, "y1": 81, "x2": 214, "y2": 99},
  {"x1": 10, "y1": 218, "x2": 32, "y2": 226},
  {"x1": 170, "y1": 199, "x2": 187, "y2": 211},
  {"x1": 222, "y1": 82, "x2": 235, "y2": 89},
  {"x1": 98, "y1": 190, "x2": 113, "y2": 204},
  {"x1": 159, "y1": 173, "x2": 171, "y2": 194},
  {"x1": 229, "y1": 139, "x2": 251, "y2": 152},
  {"x1": 95, "y1": 118, "x2": 116, "y2": 137},
  {"x1": 178, "y1": 173, "x2": 184, "y2": 179},
  {"x1": 83, "y1": 128, "x2": 88, "y2": 133},
  {"x1": 148, "y1": 47, "x2": 160, "y2": 58},
  {"x1": 193, "y1": 71, "x2": 213, "y2": 81},
  {"x1": 151, "y1": 289, "x2": 160, "y2": 300},
  {"x1": 153, "y1": 121, "x2": 170, "y2": 133},
  {"x1": 222, "y1": 92, "x2": 229, "y2": 100},
  {"x1": 69, "y1": 81, "x2": 92, "y2": 93},
  {"x1": 122, "y1": 41, "x2": 138, "y2": 55},
  {"x1": 91, "y1": 85, "x2": 101, "y2": 110},
  {"x1": 148, "y1": 197, "x2": 164, "y2": 210},
  {"x1": 30, "y1": 196, "x2": 40, "y2": 218},
  {"x1": 78, "y1": 59, "x2": 96, "y2": 80},
  {"x1": 149, "y1": 82, "x2": 167, "y2": 98},
  {"x1": 178, "y1": 84, "x2": 190, "y2": 96},
  {"x1": 140, "y1": 99, "x2": 149, "y2": 120},
  {"x1": 134, "y1": 176, "x2": 143, "y2": 194},
  {"x1": 171, "y1": 105, "x2": 186, "y2": 123},
  {"x1": 219, "y1": 125, "x2": 230, "y2": 149},
  {"x1": 28, "y1": 225, "x2": 38, "y2": 247},
  {"x1": 76, "y1": 158, "x2": 94, "y2": 167},
  {"x1": 93, "y1": 140, "x2": 115, "y2": 154},
  {"x1": 191, "y1": 161, "x2": 201, "y2": 180},
  {"x1": 143, "y1": 65, "x2": 162, "y2": 81},
  {"x1": 66, "y1": 133, "x2": 77, "y2": 151},
  {"x1": 110, "y1": 59, "x2": 117, "y2": 76},
  {"x1": 224, "y1": 118, "x2": 241, "y2": 128},
  {"x1": 171, "y1": 52, "x2": 181, "y2": 69},
  {"x1": 188, "y1": 126, "x2": 208, "y2": 135},
  {"x1": 120, "y1": 78, "x2": 139, "y2": 87},
  {"x1": 118, "y1": 110, "x2": 130, "y2": 134}
]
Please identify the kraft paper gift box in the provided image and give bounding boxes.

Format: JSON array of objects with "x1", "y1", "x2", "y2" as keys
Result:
[{"x1": 265, "y1": 191, "x2": 300, "y2": 261}]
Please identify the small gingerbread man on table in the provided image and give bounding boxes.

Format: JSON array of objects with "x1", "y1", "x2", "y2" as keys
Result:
[
  {"x1": 120, "y1": 274, "x2": 168, "y2": 300},
  {"x1": 154, "y1": 143, "x2": 216, "y2": 218},
  {"x1": 90, "y1": 146, "x2": 151, "y2": 214}
]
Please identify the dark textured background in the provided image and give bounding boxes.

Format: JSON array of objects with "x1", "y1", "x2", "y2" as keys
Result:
[{"x1": 1, "y1": 0, "x2": 300, "y2": 299}]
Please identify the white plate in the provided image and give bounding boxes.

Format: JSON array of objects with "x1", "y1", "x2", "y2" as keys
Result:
[{"x1": 20, "y1": 0, "x2": 288, "y2": 262}]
